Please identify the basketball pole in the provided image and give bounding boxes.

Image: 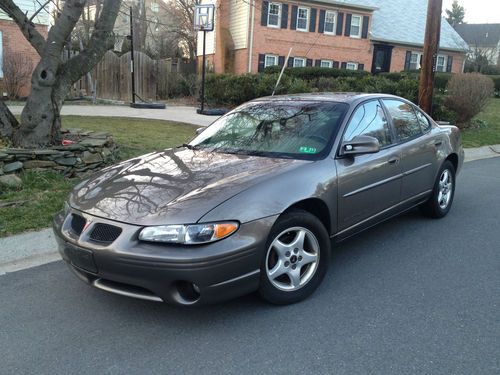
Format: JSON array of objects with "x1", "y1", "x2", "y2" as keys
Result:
[
  {"x1": 129, "y1": 6, "x2": 136, "y2": 105},
  {"x1": 200, "y1": 29, "x2": 207, "y2": 113}
]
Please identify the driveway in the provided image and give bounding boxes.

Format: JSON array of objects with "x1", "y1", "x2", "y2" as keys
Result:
[
  {"x1": 8, "y1": 104, "x2": 217, "y2": 127},
  {"x1": 0, "y1": 157, "x2": 499, "y2": 375}
]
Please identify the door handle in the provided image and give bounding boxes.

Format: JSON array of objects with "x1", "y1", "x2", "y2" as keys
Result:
[
  {"x1": 387, "y1": 157, "x2": 399, "y2": 165},
  {"x1": 434, "y1": 141, "x2": 443, "y2": 147}
]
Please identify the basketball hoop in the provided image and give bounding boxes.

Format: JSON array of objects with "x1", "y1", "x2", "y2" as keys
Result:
[{"x1": 194, "y1": 4, "x2": 215, "y2": 32}]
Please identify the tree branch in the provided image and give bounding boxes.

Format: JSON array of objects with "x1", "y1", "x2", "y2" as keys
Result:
[
  {"x1": 29, "y1": 0, "x2": 51, "y2": 23},
  {"x1": 0, "y1": 0, "x2": 46, "y2": 55}
]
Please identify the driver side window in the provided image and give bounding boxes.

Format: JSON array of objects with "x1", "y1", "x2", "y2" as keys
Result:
[{"x1": 344, "y1": 100, "x2": 392, "y2": 147}]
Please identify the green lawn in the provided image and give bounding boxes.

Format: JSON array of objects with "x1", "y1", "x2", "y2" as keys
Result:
[
  {"x1": 461, "y1": 98, "x2": 500, "y2": 148},
  {"x1": 0, "y1": 116, "x2": 196, "y2": 237}
]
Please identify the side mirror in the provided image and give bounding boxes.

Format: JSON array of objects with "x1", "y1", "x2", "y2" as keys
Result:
[
  {"x1": 341, "y1": 135, "x2": 380, "y2": 156},
  {"x1": 196, "y1": 127, "x2": 205, "y2": 135}
]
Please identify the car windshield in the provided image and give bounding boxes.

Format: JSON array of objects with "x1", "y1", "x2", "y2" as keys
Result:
[{"x1": 190, "y1": 101, "x2": 348, "y2": 159}]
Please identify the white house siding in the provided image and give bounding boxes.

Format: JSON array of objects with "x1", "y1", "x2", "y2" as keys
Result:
[
  {"x1": 196, "y1": 0, "x2": 216, "y2": 56},
  {"x1": 229, "y1": 0, "x2": 249, "y2": 50},
  {"x1": 0, "y1": 0, "x2": 50, "y2": 25}
]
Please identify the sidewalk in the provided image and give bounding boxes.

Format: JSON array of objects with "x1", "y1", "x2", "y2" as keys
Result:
[{"x1": 8, "y1": 104, "x2": 217, "y2": 127}]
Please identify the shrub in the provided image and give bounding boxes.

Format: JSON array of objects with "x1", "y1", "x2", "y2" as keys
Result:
[
  {"x1": 490, "y1": 76, "x2": 500, "y2": 96},
  {"x1": 432, "y1": 95, "x2": 459, "y2": 123},
  {"x1": 444, "y1": 73, "x2": 495, "y2": 128},
  {"x1": 264, "y1": 66, "x2": 369, "y2": 79},
  {"x1": 2, "y1": 50, "x2": 33, "y2": 99},
  {"x1": 434, "y1": 73, "x2": 453, "y2": 93}
]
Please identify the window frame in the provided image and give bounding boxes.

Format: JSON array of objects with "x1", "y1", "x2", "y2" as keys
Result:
[
  {"x1": 296, "y1": 6, "x2": 310, "y2": 32},
  {"x1": 320, "y1": 60, "x2": 333, "y2": 68},
  {"x1": 264, "y1": 54, "x2": 279, "y2": 68},
  {"x1": 267, "y1": 2, "x2": 282, "y2": 28},
  {"x1": 413, "y1": 105, "x2": 433, "y2": 133},
  {"x1": 293, "y1": 57, "x2": 306, "y2": 68},
  {"x1": 324, "y1": 10, "x2": 337, "y2": 35},
  {"x1": 435, "y1": 54, "x2": 447, "y2": 72},
  {"x1": 337, "y1": 99, "x2": 396, "y2": 157},
  {"x1": 350, "y1": 14, "x2": 362, "y2": 38},
  {"x1": 409, "y1": 52, "x2": 422, "y2": 70},
  {"x1": 346, "y1": 62, "x2": 358, "y2": 70},
  {"x1": 381, "y1": 98, "x2": 424, "y2": 144}
]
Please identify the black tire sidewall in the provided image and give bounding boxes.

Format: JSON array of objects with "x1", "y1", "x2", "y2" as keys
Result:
[
  {"x1": 259, "y1": 209, "x2": 331, "y2": 305},
  {"x1": 431, "y1": 161, "x2": 456, "y2": 217}
]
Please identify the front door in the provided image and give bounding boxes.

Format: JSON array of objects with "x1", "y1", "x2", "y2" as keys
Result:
[
  {"x1": 372, "y1": 44, "x2": 393, "y2": 74},
  {"x1": 336, "y1": 100, "x2": 402, "y2": 232}
]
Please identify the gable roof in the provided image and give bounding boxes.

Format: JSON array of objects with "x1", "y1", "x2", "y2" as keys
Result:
[
  {"x1": 327, "y1": 0, "x2": 469, "y2": 52},
  {"x1": 454, "y1": 24, "x2": 500, "y2": 48}
]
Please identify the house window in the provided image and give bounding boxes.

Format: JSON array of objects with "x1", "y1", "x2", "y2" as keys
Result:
[
  {"x1": 436, "y1": 55, "x2": 447, "y2": 72},
  {"x1": 350, "y1": 15, "x2": 362, "y2": 38},
  {"x1": 324, "y1": 11, "x2": 336, "y2": 34},
  {"x1": 150, "y1": 0, "x2": 159, "y2": 13},
  {"x1": 268, "y1": 3, "x2": 281, "y2": 28},
  {"x1": 293, "y1": 57, "x2": 306, "y2": 67},
  {"x1": 346, "y1": 62, "x2": 358, "y2": 70},
  {"x1": 0, "y1": 31, "x2": 3, "y2": 79},
  {"x1": 265, "y1": 54, "x2": 278, "y2": 67},
  {"x1": 320, "y1": 60, "x2": 333, "y2": 68},
  {"x1": 409, "y1": 52, "x2": 422, "y2": 70},
  {"x1": 297, "y1": 7, "x2": 309, "y2": 31}
]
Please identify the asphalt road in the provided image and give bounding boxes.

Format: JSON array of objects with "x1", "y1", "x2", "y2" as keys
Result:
[{"x1": 1, "y1": 158, "x2": 499, "y2": 375}]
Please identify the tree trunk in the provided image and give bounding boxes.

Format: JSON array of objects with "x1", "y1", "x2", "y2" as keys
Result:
[{"x1": 0, "y1": 100, "x2": 19, "y2": 140}]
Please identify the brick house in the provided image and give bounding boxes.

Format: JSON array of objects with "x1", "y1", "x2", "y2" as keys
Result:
[
  {"x1": 197, "y1": 0, "x2": 468, "y2": 75},
  {"x1": 0, "y1": 0, "x2": 49, "y2": 97}
]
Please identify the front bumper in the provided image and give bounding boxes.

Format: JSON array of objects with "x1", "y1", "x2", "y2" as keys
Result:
[{"x1": 53, "y1": 210, "x2": 277, "y2": 306}]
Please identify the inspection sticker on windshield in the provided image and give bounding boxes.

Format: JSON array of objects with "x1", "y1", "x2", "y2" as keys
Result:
[{"x1": 299, "y1": 146, "x2": 317, "y2": 154}]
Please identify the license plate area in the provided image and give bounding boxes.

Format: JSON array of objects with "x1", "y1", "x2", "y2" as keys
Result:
[{"x1": 65, "y1": 244, "x2": 98, "y2": 274}]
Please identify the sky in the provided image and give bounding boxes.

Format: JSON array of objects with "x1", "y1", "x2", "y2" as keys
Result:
[{"x1": 442, "y1": 0, "x2": 500, "y2": 23}]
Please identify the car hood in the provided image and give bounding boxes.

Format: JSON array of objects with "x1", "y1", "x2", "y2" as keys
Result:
[{"x1": 70, "y1": 148, "x2": 309, "y2": 226}]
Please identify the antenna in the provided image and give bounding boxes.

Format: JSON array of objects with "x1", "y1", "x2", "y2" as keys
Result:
[{"x1": 272, "y1": 47, "x2": 293, "y2": 96}]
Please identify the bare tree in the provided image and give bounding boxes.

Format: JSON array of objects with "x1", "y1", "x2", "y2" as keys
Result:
[
  {"x1": 2, "y1": 50, "x2": 34, "y2": 99},
  {"x1": 165, "y1": 0, "x2": 201, "y2": 61},
  {"x1": 0, "y1": 0, "x2": 121, "y2": 148}
]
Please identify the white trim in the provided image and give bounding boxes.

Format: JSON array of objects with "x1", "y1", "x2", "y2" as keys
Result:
[
  {"x1": 324, "y1": 10, "x2": 337, "y2": 35},
  {"x1": 350, "y1": 14, "x2": 362, "y2": 38},
  {"x1": 293, "y1": 57, "x2": 306, "y2": 67},
  {"x1": 435, "y1": 54, "x2": 447, "y2": 72},
  {"x1": 320, "y1": 60, "x2": 333, "y2": 68},
  {"x1": 264, "y1": 54, "x2": 279, "y2": 68},
  {"x1": 267, "y1": 2, "x2": 282, "y2": 28},
  {"x1": 409, "y1": 51, "x2": 422, "y2": 70},
  {"x1": 297, "y1": 6, "x2": 310, "y2": 32},
  {"x1": 346, "y1": 62, "x2": 358, "y2": 70}
]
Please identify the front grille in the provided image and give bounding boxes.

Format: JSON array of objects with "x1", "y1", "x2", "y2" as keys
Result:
[
  {"x1": 70, "y1": 214, "x2": 86, "y2": 236},
  {"x1": 89, "y1": 223, "x2": 122, "y2": 244}
]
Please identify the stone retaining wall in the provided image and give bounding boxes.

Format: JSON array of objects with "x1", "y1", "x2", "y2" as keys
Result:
[{"x1": 0, "y1": 129, "x2": 119, "y2": 179}]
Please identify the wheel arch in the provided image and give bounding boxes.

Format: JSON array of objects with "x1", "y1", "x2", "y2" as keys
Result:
[
  {"x1": 445, "y1": 153, "x2": 459, "y2": 172},
  {"x1": 283, "y1": 198, "x2": 332, "y2": 236}
]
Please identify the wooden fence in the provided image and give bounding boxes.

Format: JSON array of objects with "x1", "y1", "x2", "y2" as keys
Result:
[{"x1": 74, "y1": 51, "x2": 196, "y2": 101}]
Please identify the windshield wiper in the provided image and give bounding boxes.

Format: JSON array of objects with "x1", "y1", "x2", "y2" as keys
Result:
[{"x1": 178, "y1": 143, "x2": 199, "y2": 150}]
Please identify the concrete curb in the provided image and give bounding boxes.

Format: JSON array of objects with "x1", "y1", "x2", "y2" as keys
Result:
[{"x1": 1, "y1": 146, "x2": 499, "y2": 275}]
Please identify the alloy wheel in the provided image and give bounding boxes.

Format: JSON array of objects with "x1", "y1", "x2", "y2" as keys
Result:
[{"x1": 438, "y1": 169, "x2": 453, "y2": 209}]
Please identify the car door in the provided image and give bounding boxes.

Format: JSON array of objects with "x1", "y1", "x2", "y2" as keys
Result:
[
  {"x1": 336, "y1": 99, "x2": 402, "y2": 232},
  {"x1": 381, "y1": 99, "x2": 438, "y2": 201}
]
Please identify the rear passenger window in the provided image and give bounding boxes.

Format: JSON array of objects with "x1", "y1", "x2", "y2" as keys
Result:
[
  {"x1": 344, "y1": 100, "x2": 392, "y2": 147},
  {"x1": 383, "y1": 99, "x2": 422, "y2": 141},
  {"x1": 414, "y1": 107, "x2": 432, "y2": 132}
]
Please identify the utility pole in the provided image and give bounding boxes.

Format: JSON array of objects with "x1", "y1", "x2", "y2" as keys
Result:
[
  {"x1": 129, "y1": 6, "x2": 136, "y2": 105},
  {"x1": 419, "y1": 0, "x2": 442, "y2": 115}
]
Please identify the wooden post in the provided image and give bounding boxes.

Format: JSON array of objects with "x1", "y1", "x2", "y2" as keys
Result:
[{"x1": 418, "y1": 0, "x2": 443, "y2": 115}]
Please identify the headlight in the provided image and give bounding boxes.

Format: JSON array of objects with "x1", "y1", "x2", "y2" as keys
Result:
[{"x1": 139, "y1": 222, "x2": 239, "y2": 244}]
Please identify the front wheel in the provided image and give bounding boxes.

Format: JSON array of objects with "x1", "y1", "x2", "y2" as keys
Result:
[
  {"x1": 259, "y1": 209, "x2": 331, "y2": 305},
  {"x1": 420, "y1": 160, "x2": 456, "y2": 218}
]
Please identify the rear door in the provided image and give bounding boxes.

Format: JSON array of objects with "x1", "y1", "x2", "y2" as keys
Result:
[
  {"x1": 381, "y1": 99, "x2": 438, "y2": 201},
  {"x1": 336, "y1": 99, "x2": 402, "y2": 232}
]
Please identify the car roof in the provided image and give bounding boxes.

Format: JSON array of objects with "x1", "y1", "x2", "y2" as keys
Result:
[{"x1": 251, "y1": 92, "x2": 401, "y2": 104}]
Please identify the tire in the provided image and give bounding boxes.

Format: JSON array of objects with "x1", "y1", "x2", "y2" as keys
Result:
[
  {"x1": 420, "y1": 160, "x2": 456, "y2": 218},
  {"x1": 259, "y1": 209, "x2": 331, "y2": 305}
]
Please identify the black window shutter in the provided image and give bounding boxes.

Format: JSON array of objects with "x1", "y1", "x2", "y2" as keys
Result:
[
  {"x1": 315, "y1": 59, "x2": 321, "y2": 67},
  {"x1": 361, "y1": 16, "x2": 369, "y2": 38},
  {"x1": 291, "y1": 6, "x2": 298, "y2": 30},
  {"x1": 310, "y1": 9, "x2": 317, "y2": 32},
  {"x1": 281, "y1": 4, "x2": 288, "y2": 29},
  {"x1": 261, "y1": 1, "x2": 269, "y2": 26},
  {"x1": 336, "y1": 13, "x2": 344, "y2": 35},
  {"x1": 278, "y1": 56, "x2": 285, "y2": 66},
  {"x1": 344, "y1": 14, "x2": 352, "y2": 36},
  {"x1": 404, "y1": 51, "x2": 412, "y2": 71},
  {"x1": 307, "y1": 58, "x2": 313, "y2": 67},
  {"x1": 258, "y1": 54, "x2": 266, "y2": 72},
  {"x1": 333, "y1": 61, "x2": 339, "y2": 69},
  {"x1": 358, "y1": 63, "x2": 364, "y2": 71},
  {"x1": 341, "y1": 62, "x2": 347, "y2": 69},
  {"x1": 318, "y1": 10, "x2": 325, "y2": 33},
  {"x1": 288, "y1": 57, "x2": 295, "y2": 67},
  {"x1": 446, "y1": 55, "x2": 453, "y2": 72}
]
